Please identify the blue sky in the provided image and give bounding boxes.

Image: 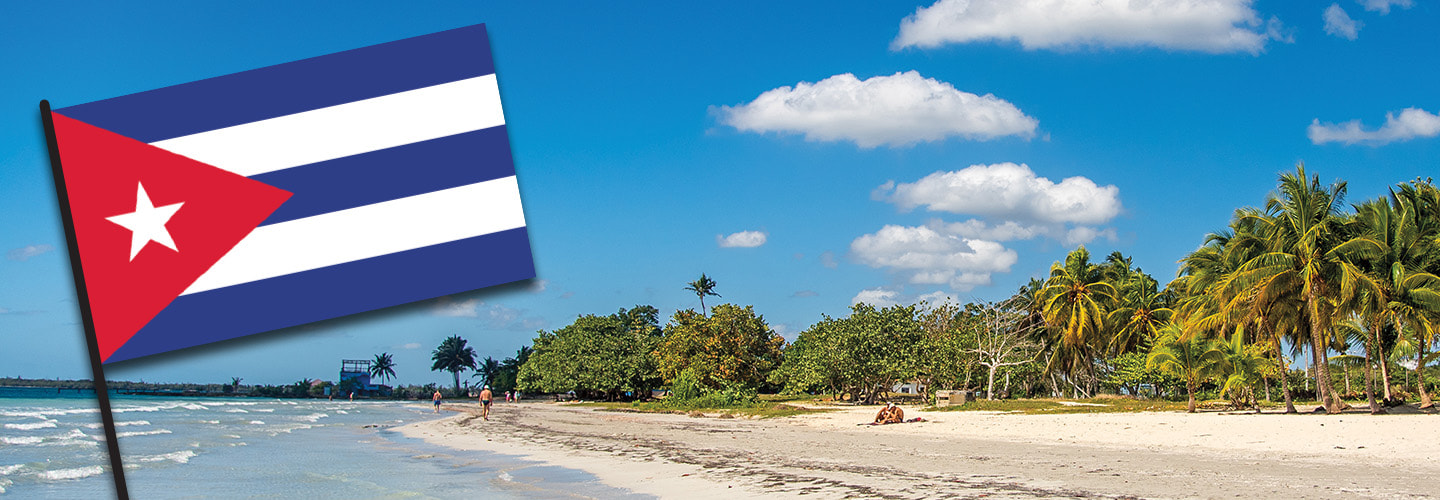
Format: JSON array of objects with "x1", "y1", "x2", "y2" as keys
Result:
[{"x1": 2, "y1": 1, "x2": 1437, "y2": 386}]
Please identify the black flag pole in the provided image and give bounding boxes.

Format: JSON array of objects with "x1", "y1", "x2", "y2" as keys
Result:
[{"x1": 40, "y1": 100, "x2": 131, "y2": 500}]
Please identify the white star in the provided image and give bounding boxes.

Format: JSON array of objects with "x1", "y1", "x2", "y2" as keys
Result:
[{"x1": 106, "y1": 182, "x2": 184, "y2": 261}]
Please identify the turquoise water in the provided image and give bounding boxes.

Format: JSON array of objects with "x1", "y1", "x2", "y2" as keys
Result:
[{"x1": 0, "y1": 388, "x2": 648, "y2": 498}]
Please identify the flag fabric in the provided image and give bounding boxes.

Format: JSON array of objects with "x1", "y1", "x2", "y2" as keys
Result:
[{"x1": 45, "y1": 24, "x2": 534, "y2": 364}]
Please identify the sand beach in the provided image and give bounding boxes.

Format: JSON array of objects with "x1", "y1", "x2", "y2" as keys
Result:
[{"x1": 399, "y1": 401, "x2": 1439, "y2": 499}]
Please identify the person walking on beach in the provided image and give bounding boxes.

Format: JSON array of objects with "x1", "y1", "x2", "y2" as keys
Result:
[
  {"x1": 432, "y1": 390, "x2": 443, "y2": 413},
  {"x1": 479, "y1": 385, "x2": 493, "y2": 421}
]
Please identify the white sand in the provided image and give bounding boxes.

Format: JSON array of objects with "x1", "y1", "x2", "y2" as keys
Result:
[{"x1": 398, "y1": 402, "x2": 1440, "y2": 499}]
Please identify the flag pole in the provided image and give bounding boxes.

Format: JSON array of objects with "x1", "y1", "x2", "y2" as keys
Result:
[{"x1": 40, "y1": 100, "x2": 131, "y2": 500}]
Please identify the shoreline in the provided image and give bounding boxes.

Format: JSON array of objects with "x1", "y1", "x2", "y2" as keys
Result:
[{"x1": 396, "y1": 401, "x2": 1440, "y2": 499}]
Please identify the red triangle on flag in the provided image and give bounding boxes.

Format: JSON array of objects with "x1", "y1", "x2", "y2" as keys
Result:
[{"x1": 50, "y1": 113, "x2": 291, "y2": 362}]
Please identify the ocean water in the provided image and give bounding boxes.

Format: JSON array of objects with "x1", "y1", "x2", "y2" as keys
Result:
[{"x1": 0, "y1": 387, "x2": 648, "y2": 499}]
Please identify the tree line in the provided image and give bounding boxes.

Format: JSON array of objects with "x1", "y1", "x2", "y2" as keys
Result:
[{"x1": 508, "y1": 166, "x2": 1440, "y2": 414}]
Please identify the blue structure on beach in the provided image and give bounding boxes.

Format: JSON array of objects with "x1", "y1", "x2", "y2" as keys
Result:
[{"x1": 339, "y1": 359, "x2": 390, "y2": 396}]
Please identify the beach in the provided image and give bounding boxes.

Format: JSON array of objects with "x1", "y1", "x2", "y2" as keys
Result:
[{"x1": 400, "y1": 401, "x2": 1440, "y2": 499}]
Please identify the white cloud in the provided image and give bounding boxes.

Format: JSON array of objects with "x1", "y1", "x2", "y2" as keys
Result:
[
  {"x1": 1358, "y1": 0, "x2": 1411, "y2": 14},
  {"x1": 852, "y1": 288, "x2": 902, "y2": 307},
  {"x1": 877, "y1": 163, "x2": 1122, "y2": 225},
  {"x1": 851, "y1": 225, "x2": 1018, "y2": 291},
  {"x1": 916, "y1": 290, "x2": 957, "y2": 306},
  {"x1": 716, "y1": 71, "x2": 1037, "y2": 148},
  {"x1": 717, "y1": 230, "x2": 768, "y2": 248},
  {"x1": 1323, "y1": 4, "x2": 1361, "y2": 40},
  {"x1": 792, "y1": 290, "x2": 819, "y2": 298},
  {"x1": 399, "y1": 342, "x2": 422, "y2": 350},
  {"x1": 819, "y1": 251, "x2": 839, "y2": 269},
  {"x1": 928, "y1": 218, "x2": 1116, "y2": 245},
  {"x1": 1309, "y1": 108, "x2": 1440, "y2": 146},
  {"x1": 528, "y1": 279, "x2": 548, "y2": 293},
  {"x1": 7, "y1": 244, "x2": 54, "y2": 261},
  {"x1": 893, "y1": 0, "x2": 1285, "y2": 54},
  {"x1": 432, "y1": 298, "x2": 547, "y2": 331},
  {"x1": 433, "y1": 298, "x2": 481, "y2": 317}
]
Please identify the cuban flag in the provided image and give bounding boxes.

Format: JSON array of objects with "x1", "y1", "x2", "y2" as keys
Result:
[{"x1": 43, "y1": 24, "x2": 534, "y2": 364}]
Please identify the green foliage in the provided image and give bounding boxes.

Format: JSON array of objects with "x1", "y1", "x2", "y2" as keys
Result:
[
  {"x1": 655, "y1": 304, "x2": 784, "y2": 390},
  {"x1": 1146, "y1": 323, "x2": 1224, "y2": 412},
  {"x1": 664, "y1": 367, "x2": 758, "y2": 408},
  {"x1": 431, "y1": 335, "x2": 477, "y2": 396},
  {"x1": 684, "y1": 273, "x2": 721, "y2": 314},
  {"x1": 516, "y1": 305, "x2": 662, "y2": 400},
  {"x1": 369, "y1": 353, "x2": 396, "y2": 385},
  {"x1": 777, "y1": 303, "x2": 924, "y2": 404}
]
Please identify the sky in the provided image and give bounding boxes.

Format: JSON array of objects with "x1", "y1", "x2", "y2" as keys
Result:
[{"x1": 1, "y1": 1, "x2": 1437, "y2": 386}]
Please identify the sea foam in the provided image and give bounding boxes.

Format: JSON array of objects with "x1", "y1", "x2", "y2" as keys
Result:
[{"x1": 36, "y1": 465, "x2": 105, "y2": 481}]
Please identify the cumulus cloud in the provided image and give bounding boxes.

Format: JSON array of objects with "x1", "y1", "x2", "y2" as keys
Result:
[
  {"x1": 432, "y1": 298, "x2": 547, "y2": 331},
  {"x1": 1358, "y1": 0, "x2": 1411, "y2": 14},
  {"x1": 433, "y1": 298, "x2": 481, "y2": 317},
  {"x1": 893, "y1": 0, "x2": 1286, "y2": 53},
  {"x1": 929, "y1": 218, "x2": 1116, "y2": 246},
  {"x1": 717, "y1": 230, "x2": 768, "y2": 248},
  {"x1": 854, "y1": 164, "x2": 1121, "y2": 296},
  {"x1": 852, "y1": 288, "x2": 902, "y2": 307},
  {"x1": 916, "y1": 290, "x2": 957, "y2": 306},
  {"x1": 1308, "y1": 108, "x2": 1440, "y2": 146},
  {"x1": 877, "y1": 163, "x2": 1122, "y2": 225},
  {"x1": 7, "y1": 244, "x2": 54, "y2": 261},
  {"x1": 851, "y1": 225, "x2": 1018, "y2": 291},
  {"x1": 715, "y1": 71, "x2": 1037, "y2": 148},
  {"x1": 1323, "y1": 4, "x2": 1361, "y2": 40}
]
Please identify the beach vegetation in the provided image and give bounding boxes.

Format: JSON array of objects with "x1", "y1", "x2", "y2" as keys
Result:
[
  {"x1": 369, "y1": 353, "x2": 396, "y2": 385},
  {"x1": 431, "y1": 335, "x2": 478, "y2": 397},
  {"x1": 1145, "y1": 324, "x2": 1224, "y2": 413},
  {"x1": 654, "y1": 304, "x2": 784, "y2": 391},
  {"x1": 516, "y1": 305, "x2": 663, "y2": 400},
  {"x1": 684, "y1": 273, "x2": 721, "y2": 315},
  {"x1": 776, "y1": 303, "x2": 925, "y2": 404}
]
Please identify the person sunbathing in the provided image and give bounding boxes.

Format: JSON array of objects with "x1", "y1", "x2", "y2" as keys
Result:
[{"x1": 873, "y1": 403, "x2": 904, "y2": 424}]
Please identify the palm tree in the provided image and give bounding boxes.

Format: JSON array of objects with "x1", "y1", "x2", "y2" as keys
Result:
[
  {"x1": 369, "y1": 352, "x2": 397, "y2": 385},
  {"x1": 1037, "y1": 246, "x2": 1116, "y2": 396},
  {"x1": 1380, "y1": 181, "x2": 1440, "y2": 407},
  {"x1": 431, "y1": 335, "x2": 477, "y2": 396},
  {"x1": 1232, "y1": 164, "x2": 1372, "y2": 414},
  {"x1": 1146, "y1": 323, "x2": 1224, "y2": 413},
  {"x1": 1105, "y1": 272, "x2": 1174, "y2": 356},
  {"x1": 473, "y1": 356, "x2": 501, "y2": 387},
  {"x1": 684, "y1": 273, "x2": 721, "y2": 315},
  {"x1": 1213, "y1": 330, "x2": 1269, "y2": 412}
]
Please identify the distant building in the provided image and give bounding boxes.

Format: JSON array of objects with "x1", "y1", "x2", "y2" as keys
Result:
[{"x1": 339, "y1": 359, "x2": 390, "y2": 396}]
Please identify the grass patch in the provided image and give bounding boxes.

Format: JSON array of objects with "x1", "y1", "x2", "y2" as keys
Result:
[
  {"x1": 576, "y1": 399, "x2": 830, "y2": 418},
  {"x1": 924, "y1": 397, "x2": 1190, "y2": 414}
]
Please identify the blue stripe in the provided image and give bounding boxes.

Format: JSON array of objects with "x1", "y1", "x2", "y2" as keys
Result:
[
  {"x1": 56, "y1": 24, "x2": 494, "y2": 143},
  {"x1": 252, "y1": 126, "x2": 516, "y2": 225},
  {"x1": 106, "y1": 228, "x2": 536, "y2": 364}
]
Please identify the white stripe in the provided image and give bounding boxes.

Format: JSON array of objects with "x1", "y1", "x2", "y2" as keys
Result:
[
  {"x1": 151, "y1": 75, "x2": 505, "y2": 177},
  {"x1": 182, "y1": 177, "x2": 526, "y2": 295}
]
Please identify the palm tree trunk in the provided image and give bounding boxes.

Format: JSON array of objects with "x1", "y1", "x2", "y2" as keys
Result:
[
  {"x1": 1272, "y1": 340, "x2": 1297, "y2": 413},
  {"x1": 1417, "y1": 343, "x2": 1433, "y2": 409},
  {"x1": 452, "y1": 371, "x2": 461, "y2": 397},
  {"x1": 1186, "y1": 379, "x2": 1197, "y2": 413},
  {"x1": 1378, "y1": 345, "x2": 1393, "y2": 401},
  {"x1": 1364, "y1": 348, "x2": 1383, "y2": 414},
  {"x1": 1306, "y1": 292, "x2": 1341, "y2": 413}
]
